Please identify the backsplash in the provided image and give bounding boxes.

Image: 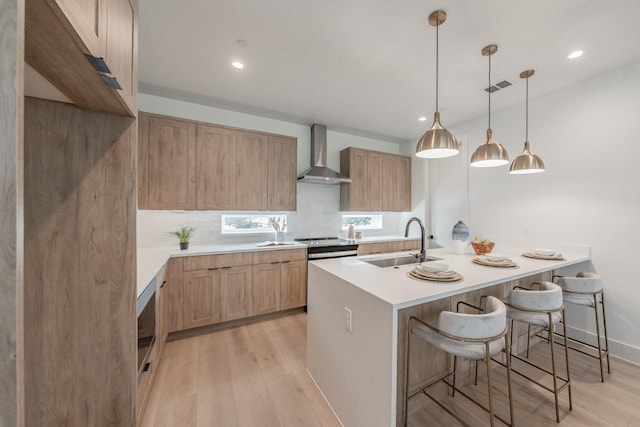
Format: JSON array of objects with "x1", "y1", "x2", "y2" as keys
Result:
[{"x1": 137, "y1": 183, "x2": 406, "y2": 248}]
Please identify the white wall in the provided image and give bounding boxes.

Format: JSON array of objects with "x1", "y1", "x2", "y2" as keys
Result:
[
  {"x1": 428, "y1": 60, "x2": 640, "y2": 362},
  {"x1": 138, "y1": 94, "x2": 412, "y2": 247}
]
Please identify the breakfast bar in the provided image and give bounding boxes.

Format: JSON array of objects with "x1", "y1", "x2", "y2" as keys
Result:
[{"x1": 306, "y1": 244, "x2": 590, "y2": 427}]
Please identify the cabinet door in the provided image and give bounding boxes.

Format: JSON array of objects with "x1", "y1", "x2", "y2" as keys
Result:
[
  {"x1": 267, "y1": 135, "x2": 297, "y2": 211},
  {"x1": 155, "y1": 265, "x2": 168, "y2": 357},
  {"x1": 196, "y1": 125, "x2": 237, "y2": 210},
  {"x1": 50, "y1": 0, "x2": 107, "y2": 56},
  {"x1": 366, "y1": 150, "x2": 382, "y2": 211},
  {"x1": 236, "y1": 131, "x2": 268, "y2": 210},
  {"x1": 340, "y1": 148, "x2": 367, "y2": 211},
  {"x1": 147, "y1": 116, "x2": 196, "y2": 210},
  {"x1": 183, "y1": 270, "x2": 221, "y2": 329},
  {"x1": 105, "y1": 0, "x2": 137, "y2": 113},
  {"x1": 220, "y1": 266, "x2": 253, "y2": 321},
  {"x1": 381, "y1": 154, "x2": 396, "y2": 211},
  {"x1": 280, "y1": 260, "x2": 307, "y2": 310},
  {"x1": 252, "y1": 263, "x2": 281, "y2": 315},
  {"x1": 395, "y1": 155, "x2": 411, "y2": 212}
]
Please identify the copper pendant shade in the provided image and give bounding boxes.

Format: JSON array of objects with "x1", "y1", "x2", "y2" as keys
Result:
[
  {"x1": 470, "y1": 44, "x2": 509, "y2": 167},
  {"x1": 416, "y1": 10, "x2": 459, "y2": 159},
  {"x1": 510, "y1": 70, "x2": 545, "y2": 174}
]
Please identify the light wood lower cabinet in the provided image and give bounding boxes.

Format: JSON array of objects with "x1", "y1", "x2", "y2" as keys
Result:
[
  {"x1": 220, "y1": 266, "x2": 253, "y2": 321},
  {"x1": 182, "y1": 269, "x2": 221, "y2": 329},
  {"x1": 165, "y1": 248, "x2": 307, "y2": 333}
]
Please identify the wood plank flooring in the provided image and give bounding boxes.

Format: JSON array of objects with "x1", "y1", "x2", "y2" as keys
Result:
[
  {"x1": 141, "y1": 311, "x2": 341, "y2": 427},
  {"x1": 143, "y1": 312, "x2": 640, "y2": 427}
]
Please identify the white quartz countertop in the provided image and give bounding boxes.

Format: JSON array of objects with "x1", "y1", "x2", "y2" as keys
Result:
[
  {"x1": 309, "y1": 245, "x2": 590, "y2": 310},
  {"x1": 137, "y1": 242, "x2": 307, "y2": 298}
]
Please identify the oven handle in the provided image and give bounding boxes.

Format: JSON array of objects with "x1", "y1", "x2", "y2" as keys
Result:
[{"x1": 308, "y1": 250, "x2": 358, "y2": 259}]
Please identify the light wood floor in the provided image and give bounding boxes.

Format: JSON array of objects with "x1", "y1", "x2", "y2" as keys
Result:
[{"x1": 142, "y1": 312, "x2": 640, "y2": 427}]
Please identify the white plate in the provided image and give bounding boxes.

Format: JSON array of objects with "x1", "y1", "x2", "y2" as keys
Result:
[
  {"x1": 534, "y1": 248, "x2": 556, "y2": 256},
  {"x1": 419, "y1": 261, "x2": 449, "y2": 273},
  {"x1": 485, "y1": 253, "x2": 510, "y2": 262}
]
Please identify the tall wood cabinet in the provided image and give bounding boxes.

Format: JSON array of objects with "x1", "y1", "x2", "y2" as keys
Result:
[
  {"x1": 138, "y1": 113, "x2": 297, "y2": 211},
  {"x1": 340, "y1": 147, "x2": 411, "y2": 212}
]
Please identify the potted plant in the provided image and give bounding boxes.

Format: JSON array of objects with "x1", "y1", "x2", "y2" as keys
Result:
[{"x1": 169, "y1": 224, "x2": 196, "y2": 250}]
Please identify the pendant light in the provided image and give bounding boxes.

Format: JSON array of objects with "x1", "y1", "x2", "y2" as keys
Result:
[
  {"x1": 470, "y1": 44, "x2": 509, "y2": 167},
  {"x1": 509, "y1": 70, "x2": 545, "y2": 174},
  {"x1": 415, "y1": 10, "x2": 459, "y2": 159}
]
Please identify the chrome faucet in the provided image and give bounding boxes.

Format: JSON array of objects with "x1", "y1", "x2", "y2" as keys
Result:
[{"x1": 404, "y1": 217, "x2": 426, "y2": 262}]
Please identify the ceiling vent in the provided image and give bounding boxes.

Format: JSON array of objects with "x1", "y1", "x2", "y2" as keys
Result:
[{"x1": 484, "y1": 79, "x2": 513, "y2": 93}]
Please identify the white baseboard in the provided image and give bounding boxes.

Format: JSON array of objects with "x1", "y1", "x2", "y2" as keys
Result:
[{"x1": 564, "y1": 324, "x2": 640, "y2": 366}]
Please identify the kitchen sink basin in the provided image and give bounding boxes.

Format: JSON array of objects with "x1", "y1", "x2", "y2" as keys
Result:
[{"x1": 362, "y1": 255, "x2": 442, "y2": 268}]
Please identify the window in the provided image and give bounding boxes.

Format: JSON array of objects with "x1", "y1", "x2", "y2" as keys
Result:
[
  {"x1": 221, "y1": 214, "x2": 287, "y2": 234},
  {"x1": 341, "y1": 214, "x2": 383, "y2": 230}
]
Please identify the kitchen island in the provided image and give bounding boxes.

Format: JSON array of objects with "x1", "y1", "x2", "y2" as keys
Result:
[{"x1": 306, "y1": 244, "x2": 590, "y2": 427}]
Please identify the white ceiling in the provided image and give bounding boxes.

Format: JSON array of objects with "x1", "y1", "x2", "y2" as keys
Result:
[{"x1": 139, "y1": 0, "x2": 640, "y2": 143}]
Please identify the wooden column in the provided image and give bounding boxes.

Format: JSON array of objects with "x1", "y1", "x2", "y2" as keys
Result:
[
  {"x1": 23, "y1": 98, "x2": 137, "y2": 426},
  {"x1": 0, "y1": 0, "x2": 24, "y2": 425}
]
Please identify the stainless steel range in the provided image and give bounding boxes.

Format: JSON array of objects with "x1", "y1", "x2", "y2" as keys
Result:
[{"x1": 294, "y1": 237, "x2": 359, "y2": 259}]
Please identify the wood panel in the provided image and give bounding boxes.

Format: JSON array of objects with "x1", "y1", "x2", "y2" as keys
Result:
[
  {"x1": 147, "y1": 115, "x2": 196, "y2": 210},
  {"x1": 195, "y1": 124, "x2": 236, "y2": 210},
  {"x1": 137, "y1": 111, "x2": 149, "y2": 208},
  {"x1": 220, "y1": 266, "x2": 253, "y2": 321},
  {"x1": 252, "y1": 263, "x2": 281, "y2": 315},
  {"x1": 165, "y1": 258, "x2": 184, "y2": 333},
  {"x1": 381, "y1": 154, "x2": 395, "y2": 211},
  {"x1": 0, "y1": 1, "x2": 23, "y2": 424},
  {"x1": 340, "y1": 147, "x2": 367, "y2": 211},
  {"x1": 252, "y1": 248, "x2": 306, "y2": 265},
  {"x1": 366, "y1": 150, "x2": 382, "y2": 211},
  {"x1": 236, "y1": 131, "x2": 268, "y2": 210},
  {"x1": 50, "y1": 0, "x2": 106, "y2": 56},
  {"x1": 267, "y1": 135, "x2": 296, "y2": 211},
  {"x1": 280, "y1": 260, "x2": 307, "y2": 310},
  {"x1": 183, "y1": 270, "x2": 221, "y2": 329},
  {"x1": 396, "y1": 155, "x2": 411, "y2": 211},
  {"x1": 24, "y1": 97, "x2": 136, "y2": 426}
]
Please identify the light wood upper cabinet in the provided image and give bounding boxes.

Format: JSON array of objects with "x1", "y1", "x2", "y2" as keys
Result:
[
  {"x1": 25, "y1": 0, "x2": 138, "y2": 116},
  {"x1": 236, "y1": 131, "x2": 269, "y2": 210},
  {"x1": 196, "y1": 125, "x2": 237, "y2": 210},
  {"x1": 146, "y1": 116, "x2": 196, "y2": 210},
  {"x1": 139, "y1": 112, "x2": 298, "y2": 211},
  {"x1": 340, "y1": 147, "x2": 411, "y2": 212},
  {"x1": 268, "y1": 135, "x2": 297, "y2": 211}
]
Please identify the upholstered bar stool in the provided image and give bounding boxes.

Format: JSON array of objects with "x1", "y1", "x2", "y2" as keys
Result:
[
  {"x1": 553, "y1": 272, "x2": 610, "y2": 382},
  {"x1": 506, "y1": 282, "x2": 571, "y2": 423},
  {"x1": 404, "y1": 296, "x2": 513, "y2": 427}
]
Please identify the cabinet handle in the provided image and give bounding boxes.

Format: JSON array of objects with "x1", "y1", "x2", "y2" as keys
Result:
[
  {"x1": 281, "y1": 260, "x2": 291, "y2": 264},
  {"x1": 221, "y1": 266, "x2": 232, "y2": 270},
  {"x1": 271, "y1": 261, "x2": 280, "y2": 265},
  {"x1": 160, "y1": 280, "x2": 166, "y2": 288},
  {"x1": 207, "y1": 267, "x2": 218, "y2": 271},
  {"x1": 142, "y1": 362, "x2": 151, "y2": 372}
]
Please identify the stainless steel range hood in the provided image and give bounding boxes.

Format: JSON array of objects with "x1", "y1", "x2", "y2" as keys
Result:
[{"x1": 298, "y1": 124, "x2": 352, "y2": 184}]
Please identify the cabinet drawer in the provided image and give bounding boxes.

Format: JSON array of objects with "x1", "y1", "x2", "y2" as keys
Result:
[
  {"x1": 253, "y1": 248, "x2": 306, "y2": 264},
  {"x1": 183, "y1": 252, "x2": 253, "y2": 271}
]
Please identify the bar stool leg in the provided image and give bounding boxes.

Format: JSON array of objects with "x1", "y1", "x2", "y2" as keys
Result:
[
  {"x1": 601, "y1": 292, "x2": 611, "y2": 374},
  {"x1": 548, "y1": 313, "x2": 560, "y2": 423},
  {"x1": 485, "y1": 343, "x2": 496, "y2": 427},
  {"x1": 593, "y1": 293, "x2": 605, "y2": 383},
  {"x1": 561, "y1": 308, "x2": 573, "y2": 412},
  {"x1": 451, "y1": 355, "x2": 457, "y2": 397},
  {"x1": 505, "y1": 332, "x2": 514, "y2": 427}
]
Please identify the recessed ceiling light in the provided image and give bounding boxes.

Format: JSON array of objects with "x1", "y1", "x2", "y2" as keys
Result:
[
  {"x1": 232, "y1": 61, "x2": 244, "y2": 69},
  {"x1": 568, "y1": 50, "x2": 583, "y2": 59},
  {"x1": 418, "y1": 116, "x2": 427, "y2": 122}
]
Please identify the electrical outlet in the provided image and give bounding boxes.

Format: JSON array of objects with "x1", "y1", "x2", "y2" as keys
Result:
[{"x1": 344, "y1": 307, "x2": 352, "y2": 333}]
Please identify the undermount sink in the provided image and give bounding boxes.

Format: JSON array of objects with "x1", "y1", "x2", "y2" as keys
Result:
[{"x1": 362, "y1": 255, "x2": 442, "y2": 268}]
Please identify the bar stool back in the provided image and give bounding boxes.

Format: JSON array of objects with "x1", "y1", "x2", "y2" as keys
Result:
[
  {"x1": 404, "y1": 296, "x2": 513, "y2": 427},
  {"x1": 554, "y1": 272, "x2": 610, "y2": 382}
]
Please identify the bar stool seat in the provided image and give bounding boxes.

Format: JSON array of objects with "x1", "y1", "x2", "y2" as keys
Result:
[
  {"x1": 506, "y1": 282, "x2": 571, "y2": 423},
  {"x1": 405, "y1": 296, "x2": 513, "y2": 427},
  {"x1": 553, "y1": 272, "x2": 611, "y2": 382}
]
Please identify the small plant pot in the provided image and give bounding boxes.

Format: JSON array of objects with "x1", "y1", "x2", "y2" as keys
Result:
[{"x1": 180, "y1": 241, "x2": 189, "y2": 250}]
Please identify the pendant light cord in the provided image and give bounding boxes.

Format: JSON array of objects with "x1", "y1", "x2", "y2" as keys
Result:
[
  {"x1": 525, "y1": 76, "x2": 529, "y2": 141},
  {"x1": 435, "y1": 21, "x2": 439, "y2": 113},
  {"x1": 487, "y1": 51, "x2": 491, "y2": 129}
]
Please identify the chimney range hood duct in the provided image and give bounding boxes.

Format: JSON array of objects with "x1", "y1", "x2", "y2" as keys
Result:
[{"x1": 297, "y1": 124, "x2": 352, "y2": 184}]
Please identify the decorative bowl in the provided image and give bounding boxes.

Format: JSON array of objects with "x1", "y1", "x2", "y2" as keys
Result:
[
  {"x1": 534, "y1": 248, "x2": 556, "y2": 256},
  {"x1": 419, "y1": 262, "x2": 449, "y2": 274},
  {"x1": 485, "y1": 253, "x2": 509, "y2": 262},
  {"x1": 471, "y1": 242, "x2": 495, "y2": 256}
]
